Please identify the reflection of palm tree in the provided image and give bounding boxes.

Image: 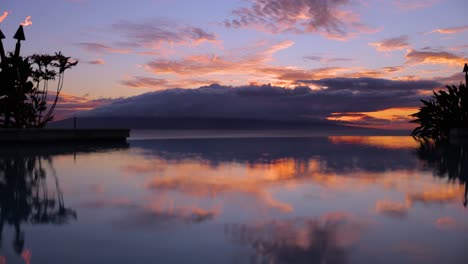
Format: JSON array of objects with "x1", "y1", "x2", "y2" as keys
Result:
[
  {"x1": 0, "y1": 153, "x2": 76, "y2": 254},
  {"x1": 415, "y1": 139, "x2": 468, "y2": 206}
]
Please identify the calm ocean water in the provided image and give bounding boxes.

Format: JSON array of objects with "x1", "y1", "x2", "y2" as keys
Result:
[{"x1": 0, "y1": 131, "x2": 467, "y2": 263}]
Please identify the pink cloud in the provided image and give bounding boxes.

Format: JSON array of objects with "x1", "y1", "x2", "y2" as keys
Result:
[
  {"x1": 87, "y1": 59, "x2": 105, "y2": 65},
  {"x1": 78, "y1": 43, "x2": 131, "y2": 54},
  {"x1": 51, "y1": 93, "x2": 116, "y2": 120},
  {"x1": 431, "y1": 25, "x2": 468, "y2": 34},
  {"x1": 369, "y1": 35, "x2": 410, "y2": 52},
  {"x1": 112, "y1": 20, "x2": 219, "y2": 50},
  {"x1": 120, "y1": 77, "x2": 168, "y2": 88},
  {"x1": 393, "y1": 0, "x2": 441, "y2": 10},
  {"x1": 142, "y1": 40, "x2": 294, "y2": 77},
  {"x1": 224, "y1": 0, "x2": 376, "y2": 40}
]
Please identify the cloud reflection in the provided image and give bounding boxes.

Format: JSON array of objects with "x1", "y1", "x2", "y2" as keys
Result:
[{"x1": 225, "y1": 212, "x2": 368, "y2": 264}]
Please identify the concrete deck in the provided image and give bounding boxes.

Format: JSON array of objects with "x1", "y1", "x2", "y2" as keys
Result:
[{"x1": 0, "y1": 129, "x2": 130, "y2": 142}]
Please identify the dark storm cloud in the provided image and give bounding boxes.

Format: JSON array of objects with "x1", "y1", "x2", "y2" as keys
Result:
[
  {"x1": 84, "y1": 78, "x2": 441, "y2": 120},
  {"x1": 301, "y1": 77, "x2": 440, "y2": 93}
]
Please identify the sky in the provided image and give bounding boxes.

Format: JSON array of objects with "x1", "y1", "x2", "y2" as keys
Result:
[{"x1": 0, "y1": 0, "x2": 467, "y2": 129}]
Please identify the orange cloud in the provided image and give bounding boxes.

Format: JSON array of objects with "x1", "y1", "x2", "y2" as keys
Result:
[
  {"x1": 145, "y1": 160, "x2": 294, "y2": 213},
  {"x1": 327, "y1": 107, "x2": 419, "y2": 130},
  {"x1": 431, "y1": 25, "x2": 468, "y2": 34},
  {"x1": 375, "y1": 200, "x2": 411, "y2": 218},
  {"x1": 407, "y1": 187, "x2": 464, "y2": 204},
  {"x1": 405, "y1": 49, "x2": 467, "y2": 66},
  {"x1": 87, "y1": 59, "x2": 105, "y2": 65},
  {"x1": 369, "y1": 35, "x2": 410, "y2": 52}
]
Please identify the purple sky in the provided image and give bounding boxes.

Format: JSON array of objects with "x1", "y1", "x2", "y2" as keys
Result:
[{"x1": 0, "y1": 0, "x2": 466, "y2": 128}]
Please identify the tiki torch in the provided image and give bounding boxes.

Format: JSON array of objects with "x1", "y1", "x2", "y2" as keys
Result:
[
  {"x1": 0, "y1": 29, "x2": 5, "y2": 62},
  {"x1": 13, "y1": 25, "x2": 25, "y2": 58}
]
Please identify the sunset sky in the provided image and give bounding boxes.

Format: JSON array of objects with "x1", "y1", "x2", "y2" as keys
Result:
[{"x1": 0, "y1": 0, "x2": 467, "y2": 129}]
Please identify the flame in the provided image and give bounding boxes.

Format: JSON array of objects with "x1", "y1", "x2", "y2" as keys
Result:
[
  {"x1": 0, "y1": 11, "x2": 9, "y2": 23},
  {"x1": 20, "y1": 16, "x2": 32, "y2": 27}
]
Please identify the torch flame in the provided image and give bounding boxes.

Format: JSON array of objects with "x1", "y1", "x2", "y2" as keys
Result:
[
  {"x1": 0, "y1": 11, "x2": 9, "y2": 23},
  {"x1": 20, "y1": 16, "x2": 32, "y2": 27}
]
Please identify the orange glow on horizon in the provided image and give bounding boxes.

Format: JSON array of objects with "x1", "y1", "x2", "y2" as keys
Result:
[{"x1": 327, "y1": 107, "x2": 419, "y2": 130}]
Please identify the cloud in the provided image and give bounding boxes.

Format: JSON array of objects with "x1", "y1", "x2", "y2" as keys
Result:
[
  {"x1": 393, "y1": 0, "x2": 441, "y2": 10},
  {"x1": 120, "y1": 76, "x2": 219, "y2": 90},
  {"x1": 375, "y1": 200, "x2": 410, "y2": 218},
  {"x1": 224, "y1": 0, "x2": 375, "y2": 39},
  {"x1": 87, "y1": 59, "x2": 105, "y2": 65},
  {"x1": 407, "y1": 188, "x2": 462, "y2": 204},
  {"x1": 78, "y1": 42, "x2": 130, "y2": 54},
  {"x1": 0, "y1": 11, "x2": 9, "y2": 23},
  {"x1": 303, "y1": 56, "x2": 355, "y2": 63},
  {"x1": 84, "y1": 78, "x2": 440, "y2": 126},
  {"x1": 369, "y1": 35, "x2": 410, "y2": 52},
  {"x1": 431, "y1": 25, "x2": 468, "y2": 34},
  {"x1": 327, "y1": 107, "x2": 419, "y2": 130},
  {"x1": 130, "y1": 40, "x2": 409, "y2": 89},
  {"x1": 112, "y1": 20, "x2": 218, "y2": 50},
  {"x1": 225, "y1": 213, "x2": 369, "y2": 263},
  {"x1": 81, "y1": 197, "x2": 219, "y2": 226},
  {"x1": 126, "y1": 40, "x2": 296, "y2": 88},
  {"x1": 52, "y1": 93, "x2": 116, "y2": 120},
  {"x1": 405, "y1": 49, "x2": 467, "y2": 66},
  {"x1": 120, "y1": 77, "x2": 168, "y2": 88},
  {"x1": 142, "y1": 40, "x2": 294, "y2": 77}
]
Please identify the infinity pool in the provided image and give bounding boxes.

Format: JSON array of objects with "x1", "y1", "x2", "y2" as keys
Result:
[{"x1": 0, "y1": 135, "x2": 466, "y2": 263}]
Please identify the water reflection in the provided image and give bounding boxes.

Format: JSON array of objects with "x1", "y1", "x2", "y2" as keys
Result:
[
  {"x1": 0, "y1": 143, "x2": 127, "y2": 260},
  {"x1": 0, "y1": 153, "x2": 76, "y2": 256},
  {"x1": 415, "y1": 139, "x2": 468, "y2": 206},
  {"x1": 225, "y1": 212, "x2": 367, "y2": 264},
  {"x1": 0, "y1": 136, "x2": 466, "y2": 263}
]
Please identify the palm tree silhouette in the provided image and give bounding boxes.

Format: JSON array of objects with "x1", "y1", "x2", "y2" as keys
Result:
[{"x1": 411, "y1": 64, "x2": 468, "y2": 140}]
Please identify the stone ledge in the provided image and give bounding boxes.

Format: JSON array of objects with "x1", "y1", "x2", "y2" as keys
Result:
[{"x1": 0, "y1": 129, "x2": 130, "y2": 142}]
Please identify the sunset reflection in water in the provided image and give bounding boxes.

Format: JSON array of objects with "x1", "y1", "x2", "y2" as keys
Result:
[{"x1": 0, "y1": 136, "x2": 466, "y2": 263}]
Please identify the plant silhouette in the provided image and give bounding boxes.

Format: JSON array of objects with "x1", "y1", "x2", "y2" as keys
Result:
[
  {"x1": 411, "y1": 64, "x2": 468, "y2": 140},
  {"x1": 0, "y1": 26, "x2": 78, "y2": 128}
]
